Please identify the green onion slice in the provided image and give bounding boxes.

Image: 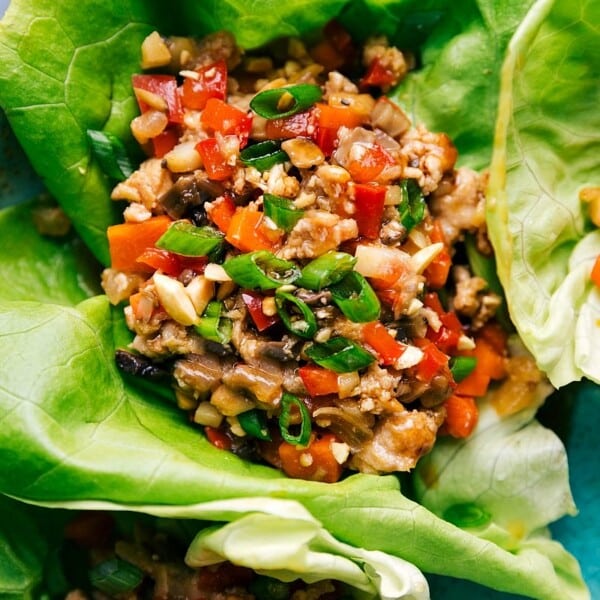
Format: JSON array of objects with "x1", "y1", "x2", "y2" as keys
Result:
[
  {"x1": 398, "y1": 179, "x2": 425, "y2": 232},
  {"x1": 263, "y1": 193, "x2": 304, "y2": 232},
  {"x1": 450, "y1": 355, "x2": 477, "y2": 382},
  {"x1": 89, "y1": 558, "x2": 144, "y2": 595},
  {"x1": 275, "y1": 290, "x2": 317, "y2": 339},
  {"x1": 223, "y1": 251, "x2": 300, "y2": 290},
  {"x1": 87, "y1": 129, "x2": 135, "y2": 181},
  {"x1": 305, "y1": 336, "x2": 375, "y2": 373},
  {"x1": 250, "y1": 84, "x2": 322, "y2": 120},
  {"x1": 329, "y1": 271, "x2": 381, "y2": 323},
  {"x1": 194, "y1": 301, "x2": 232, "y2": 344},
  {"x1": 240, "y1": 140, "x2": 288, "y2": 172},
  {"x1": 156, "y1": 221, "x2": 224, "y2": 257},
  {"x1": 278, "y1": 392, "x2": 311, "y2": 446},
  {"x1": 238, "y1": 409, "x2": 271, "y2": 441},
  {"x1": 296, "y1": 251, "x2": 357, "y2": 291}
]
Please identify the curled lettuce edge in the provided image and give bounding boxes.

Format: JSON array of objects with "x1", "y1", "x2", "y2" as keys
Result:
[{"x1": 487, "y1": 0, "x2": 600, "y2": 387}]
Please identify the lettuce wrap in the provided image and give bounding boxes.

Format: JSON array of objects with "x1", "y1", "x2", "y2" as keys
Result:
[{"x1": 0, "y1": 0, "x2": 595, "y2": 597}]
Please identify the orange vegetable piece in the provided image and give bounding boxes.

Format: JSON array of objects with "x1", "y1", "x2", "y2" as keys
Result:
[
  {"x1": 107, "y1": 215, "x2": 172, "y2": 272},
  {"x1": 591, "y1": 255, "x2": 600, "y2": 288},
  {"x1": 207, "y1": 194, "x2": 237, "y2": 233},
  {"x1": 278, "y1": 433, "x2": 343, "y2": 483},
  {"x1": 225, "y1": 206, "x2": 276, "y2": 252},
  {"x1": 443, "y1": 394, "x2": 478, "y2": 438},
  {"x1": 298, "y1": 365, "x2": 339, "y2": 396}
]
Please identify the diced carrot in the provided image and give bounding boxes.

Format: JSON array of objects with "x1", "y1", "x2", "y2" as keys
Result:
[
  {"x1": 443, "y1": 394, "x2": 478, "y2": 438},
  {"x1": 225, "y1": 206, "x2": 276, "y2": 252},
  {"x1": 107, "y1": 215, "x2": 172, "y2": 272},
  {"x1": 455, "y1": 337, "x2": 506, "y2": 397},
  {"x1": 278, "y1": 433, "x2": 343, "y2": 483},
  {"x1": 424, "y1": 220, "x2": 452, "y2": 289},
  {"x1": 591, "y1": 255, "x2": 600, "y2": 288},
  {"x1": 478, "y1": 321, "x2": 508, "y2": 355},
  {"x1": 315, "y1": 103, "x2": 366, "y2": 130}
]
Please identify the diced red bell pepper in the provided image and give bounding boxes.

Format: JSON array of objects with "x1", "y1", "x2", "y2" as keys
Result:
[
  {"x1": 152, "y1": 127, "x2": 179, "y2": 158},
  {"x1": 314, "y1": 103, "x2": 366, "y2": 156},
  {"x1": 353, "y1": 183, "x2": 387, "y2": 239},
  {"x1": 347, "y1": 143, "x2": 395, "y2": 183},
  {"x1": 362, "y1": 321, "x2": 407, "y2": 366},
  {"x1": 414, "y1": 338, "x2": 451, "y2": 382},
  {"x1": 207, "y1": 193, "x2": 237, "y2": 233},
  {"x1": 204, "y1": 426, "x2": 232, "y2": 450},
  {"x1": 195, "y1": 137, "x2": 235, "y2": 181},
  {"x1": 136, "y1": 247, "x2": 208, "y2": 277},
  {"x1": 201, "y1": 98, "x2": 253, "y2": 146},
  {"x1": 132, "y1": 74, "x2": 184, "y2": 124},
  {"x1": 423, "y1": 293, "x2": 463, "y2": 354},
  {"x1": 424, "y1": 220, "x2": 452, "y2": 289},
  {"x1": 241, "y1": 290, "x2": 280, "y2": 332},
  {"x1": 181, "y1": 60, "x2": 228, "y2": 111},
  {"x1": 298, "y1": 365, "x2": 339, "y2": 396},
  {"x1": 360, "y1": 57, "x2": 397, "y2": 89},
  {"x1": 265, "y1": 109, "x2": 316, "y2": 140}
]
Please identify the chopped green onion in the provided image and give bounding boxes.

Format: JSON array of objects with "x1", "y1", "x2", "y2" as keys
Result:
[
  {"x1": 194, "y1": 301, "x2": 232, "y2": 344},
  {"x1": 329, "y1": 271, "x2": 381, "y2": 323},
  {"x1": 305, "y1": 337, "x2": 374, "y2": 373},
  {"x1": 398, "y1": 179, "x2": 425, "y2": 232},
  {"x1": 156, "y1": 221, "x2": 224, "y2": 257},
  {"x1": 278, "y1": 392, "x2": 311, "y2": 446},
  {"x1": 238, "y1": 409, "x2": 271, "y2": 441},
  {"x1": 89, "y1": 558, "x2": 144, "y2": 595},
  {"x1": 275, "y1": 290, "x2": 317, "y2": 339},
  {"x1": 223, "y1": 251, "x2": 300, "y2": 290},
  {"x1": 296, "y1": 251, "x2": 357, "y2": 291},
  {"x1": 443, "y1": 503, "x2": 491, "y2": 528},
  {"x1": 263, "y1": 193, "x2": 304, "y2": 231},
  {"x1": 450, "y1": 355, "x2": 477, "y2": 382},
  {"x1": 240, "y1": 140, "x2": 288, "y2": 171},
  {"x1": 250, "y1": 84, "x2": 322, "y2": 120},
  {"x1": 87, "y1": 129, "x2": 135, "y2": 181}
]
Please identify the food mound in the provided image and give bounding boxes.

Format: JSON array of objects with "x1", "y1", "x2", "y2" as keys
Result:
[{"x1": 101, "y1": 24, "x2": 543, "y2": 483}]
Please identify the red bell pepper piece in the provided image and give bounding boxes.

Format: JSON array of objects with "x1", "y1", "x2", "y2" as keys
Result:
[
  {"x1": 241, "y1": 290, "x2": 280, "y2": 332},
  {"x1": 201, "y1": 98, "x2": 253, "y2": 146},
  {"x1": 424, "y1": 220, "x2": 451, "y2": 289},
  {"x1": 181, "y1": 60, "x2": 228, "y2": 110},
  {"x1": 362, "y1": 321, "x2": 407, "y2": 366},
  {"x1": 414, "y1": 338, "x2": 451, "y2": 381},
  {"x1": 360, "y1": 57, "x2": 397, "y2": 89},
  {"x1": 204, "y1": 426, "x2": 232, "y2": 450},
  {"x1": 136, "y1": 247, "x2": 208, "y2": 277},
  {"x1": 347, "y1": 143, "x2": 395, "y2": 183},
  {"x1": 195, "y1": 137, "x2": 235, "y2": 181},
  {"x1": 265, "y1": 109, "x2": 316, "y2": 140},
  {"x1": 225, "y1": 206, "x2": 276, "y2": 252},
  {"x1": 151, "y1": 127, "x2": 179, "y2": 158},
  {"x1": 132, "y1": 74, "x2": 184, "y2": 124},
  {"x1": 353, "y1": 183, "x2": 387, "y2": 239},
  {"x1": 298, "y1": 365, "x2": 339, "y2": 396}
]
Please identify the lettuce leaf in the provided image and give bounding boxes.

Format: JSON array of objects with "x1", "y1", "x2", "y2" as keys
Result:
[
  {"x1": 0, "y1": 291, "x2": 588, "y2": 599},
  {"x1": 487, "y1": 0, "x2": 600, "y2": 386}
]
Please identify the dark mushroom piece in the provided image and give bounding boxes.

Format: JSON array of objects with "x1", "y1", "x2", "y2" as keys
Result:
[{"x1": 159, "y1": 173, "x2": 224, "y2": 222}]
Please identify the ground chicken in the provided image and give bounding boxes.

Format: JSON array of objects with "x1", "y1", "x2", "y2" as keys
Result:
[
  {"x1": 111, "y1": 158, "x2": 173, "y2": 211},
  {"x1": 279, "y1": 210, "x2": 358, "y2": 259}
]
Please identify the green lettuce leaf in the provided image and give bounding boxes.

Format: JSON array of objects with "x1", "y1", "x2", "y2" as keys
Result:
[
  {"x1": 0, "y1": 200, "x2": 100, "y2": 305},
  {"x1": 487, "y1": 0, "x2": 600, "y2": 386},
  {"x1": 0, "y1": 294, "x2": 588, "y2": 599}
]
